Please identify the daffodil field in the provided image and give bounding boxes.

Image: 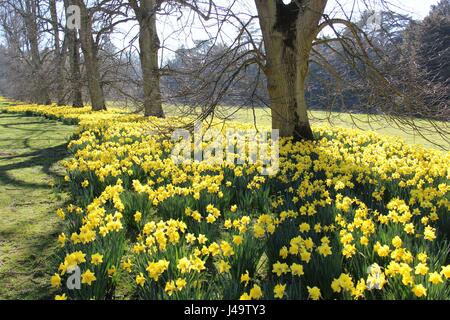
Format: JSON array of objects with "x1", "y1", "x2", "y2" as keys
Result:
[{"x1": 2, "y1": 100, "x2": 450, "y2": 300}]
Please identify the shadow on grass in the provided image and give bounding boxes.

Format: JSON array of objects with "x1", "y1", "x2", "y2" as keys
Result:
[
  {"x1": 0, "y1": 229, "x2": 59, "y2": 300},
  {"x1": 0, "y1": 143, "x2": 69, "y2": 189},
  {"x1": 0, "y1": 112, "x2": 77, "y2": 299}
]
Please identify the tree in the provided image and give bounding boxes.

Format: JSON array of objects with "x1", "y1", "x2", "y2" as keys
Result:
[
  {"x1": 49, "y1": 0, "x2": 65, "y2": 105},
  {"x1": 418, "y1": 0, "x2": 450, "y2": 84},
  {"x1": 26, "y1": 0, "x2": 52, "y2": 105},
  {"x1": 254, "y1": 0, "x2": 328, "y2": 140},
  {"x1": 162, "y1": 40, "x2": 268, "y2": 111},
  {"x1": 129, "y1": 0, "x2": 164, "y2": 117},
  {"x1": 73, "y1": 0, "x2": 106, "y2": 111},
  {"x1": 236, "y1": 0, "x2": 448, "y2": 142},
  {"x1": 64, "y1": 0, "x2": 84, "y2": 107},
  {"x1": 127, "y1": 0, "x2": 214, "y2": 118}
]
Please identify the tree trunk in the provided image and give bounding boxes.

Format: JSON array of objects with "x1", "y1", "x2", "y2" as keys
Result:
[
  {"x1": 75, "y1": 0, "x2": 106, "y2": 111},
  {"x1": 69, "y1": 31, "x2": 85, "y2": 108},
  {"x1": 255, "y1": 0, "x2": 327, "y2": 140},
  {"x1": 25, "y1": 0, "x2": 51, "y2": 105},
  {"x1": 50, "y1": 0, "x2": 65, "y2": 105},
  {"x1": 131, "y1": 0, "x2": 164, "y2": 117},
  {"x1": 64, "y1": 0, "x2": 84, "y2": 107}
]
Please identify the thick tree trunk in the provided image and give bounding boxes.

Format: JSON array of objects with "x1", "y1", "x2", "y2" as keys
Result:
[
  {"x1": 64, "y1": 0, "x2": 84, "y2": 107},
  {"x1": 255, "y1": 0, "x2": 327, "y2": 140},
  {"x1": 50, "y1": 0, "x2": 65, "y2": 105},
  {"x1": 25, "y1": 0, "x2": 51, "y2": 105},
  {"x1": 131, "y1": 0, "x2": 164, "y2": 118},
  {"x1": 67, "y1": 30, "x2": 85, "y2": 107},
  {"x1": 75, "y1": 0, "x2": 106, "y2": 111}
]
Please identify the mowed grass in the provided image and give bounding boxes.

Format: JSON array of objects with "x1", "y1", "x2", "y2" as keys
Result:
[
  {"x1": 203, "y1": 107, "x2": 449, "y2": 151},
  {"x1": 108, "y1": 101, "x2": 449, "y2": 150},
  {"x1": 0, "y1": 111, "x2": 75, "y2": 299}
]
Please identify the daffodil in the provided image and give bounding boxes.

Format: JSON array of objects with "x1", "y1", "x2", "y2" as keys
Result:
[
  {"x1": 428, "y1": 272, "x2": 443, "y2": 285},
  {"x1": 441, "y1": 265, "x2": 450, "y2": 279},
  {"x1": 91, "y1": 253, "x2": 103, "y2": 266},
  {"x1": 51, "y1": 273, "x2": 61, "y2": 289},
  {"x1": 218, "y1": 260, "x2": 231, "y2": 273},
  {"x1": 415, "y1": 263, "x2": 429, "y2": 276},
  {"x1": 240, "y1": 271, "x2": 250, "y2": 286},
  {"x1": 412, "y1": 284, "x2": 427, "y2": 298},
  {"x1": 122, "y1": 259, "x2": 133, "y2": 273},
  {"x1": 274, "y1": 284, "x2": 286, "y2": 299},
  {"x1": 290, "y1": 263, "x2": 304, "y2": 276},
  {"x1": 307, "y1": 286, "x2": 321, "y2": 300},
  {"x1": 81, "y1": 269, "x2": 96, "y2": 286},
  {"x1": 272, "y1": 261, "x2": 289, "y2": 276},
  {"x1": 249, "y1": 284, "x2": 263, "y2": 300},
  {"x1": 136, "y1": 273, "x2": 146, "y2": 287},
  {"x1": 134, "y1": 211, "x2": 142, "y2": 223}
]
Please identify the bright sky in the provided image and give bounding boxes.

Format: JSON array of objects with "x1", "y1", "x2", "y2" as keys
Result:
[
  {"x1": 110, "y1": 0, "x2": 441, "y2": 63},
  {"x1": 326, "y1": 0, "x2": 439, "y2": 19},
  {"x1": 391, "y1": 0, "x2": 440, "y2": 18}
]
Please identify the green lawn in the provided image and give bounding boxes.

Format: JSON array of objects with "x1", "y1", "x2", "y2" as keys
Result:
[
  {"x1": 108, "y1": 102, "x2": 449, "y2": 150},
  {"x1": 167, "y1": 106, "x2": 449, "y2": 150},
  {"x1": 0, "y1": 112, "x2": 75, "y2": 299}
]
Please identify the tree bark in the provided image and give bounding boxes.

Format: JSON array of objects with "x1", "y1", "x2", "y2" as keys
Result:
[
  {"x1": 49, "y1": 0, "x2": 65, "y2": 105},
  {"x1": 255, "y1": 0, "x2": 327, "y2": 140},
  {"x1": 130, "y1": 0, "x2": 164, "y2": 117},
  {"x1": 68, "y1": 31, "x2": 85, "y2": 108},
  {"x1": 74, "y1": 0, "x2": 106, "y2": 111},
  {"x1": 64, "y1": 0, "x2": 84, "y2": 107},
  {"x1": 24, "y1": 0, "x2": 51, "y2": 105}
]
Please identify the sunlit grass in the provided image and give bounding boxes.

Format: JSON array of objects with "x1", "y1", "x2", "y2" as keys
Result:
[
  {"x1": 107, "y1": 100, "x2": 449, "y2": 150},
  {"x1": 0, "y1": 113, "x2": 76, "y2": 299}
]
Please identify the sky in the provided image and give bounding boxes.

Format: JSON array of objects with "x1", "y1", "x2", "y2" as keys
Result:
[
  {"x1": 391, "y1": 0, "x2": 440, "y2": 18},
  {"x1": 0, "y1": 0, "x2": 439, "y2": 51},
  {"x1": 112, "y1": 0, "x2": 441, "y2": 63},
  {"x1": 326, "y1": 0, "x2": 439, "y2": 19}
]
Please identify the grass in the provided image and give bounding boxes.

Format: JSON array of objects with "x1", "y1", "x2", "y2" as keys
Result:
[
  {"x1": 0, "y1": 111, "x2": 75, "y2": 299},
  {"x1": 198, "y1": 107, "x2": 449, "y2": 150},
  {"x1": 109, "y1": 102, "x2": 449, "y2": 150}
]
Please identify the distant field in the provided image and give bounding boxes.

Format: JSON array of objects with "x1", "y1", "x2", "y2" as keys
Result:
[{"x1": 160, "y1": 105, "x2": 449, "y2": 151}]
